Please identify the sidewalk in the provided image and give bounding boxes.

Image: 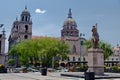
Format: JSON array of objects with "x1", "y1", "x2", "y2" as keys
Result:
[{"x1": 0, "y1": 72, "x2": 120, "y2": 80}]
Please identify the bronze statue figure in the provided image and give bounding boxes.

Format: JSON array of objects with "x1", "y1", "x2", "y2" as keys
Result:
[{"x1": 91, "y1": 25, "x2": 99, "y2": 48}]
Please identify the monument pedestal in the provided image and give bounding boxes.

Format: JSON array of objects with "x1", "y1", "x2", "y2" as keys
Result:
[{"x1": 87, "y1": 48, "x2": 104, "y2": 75}]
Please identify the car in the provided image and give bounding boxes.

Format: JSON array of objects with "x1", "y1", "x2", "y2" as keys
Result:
[{"x1": 32, "y1": 69, "x2": 39, "y2": 72}]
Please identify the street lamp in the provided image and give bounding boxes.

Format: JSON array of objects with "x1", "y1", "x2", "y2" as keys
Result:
[
  {"x1": 16, "y1": 36, "x2": 20, "y2": 67},
  {"x1": 80, "y1": 33, "x2": 85, "y2": 65}
]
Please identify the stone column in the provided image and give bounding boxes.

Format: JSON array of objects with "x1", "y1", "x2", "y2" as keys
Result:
[{"x1": 87, "y1": 48, "x2": 104, "y2": 75}]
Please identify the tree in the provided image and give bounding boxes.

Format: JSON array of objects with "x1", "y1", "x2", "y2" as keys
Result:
[
  {"x1": 8, "y1": 59, "x2": 15, "y2": 66},
  {"x1": 8, "y1": 37, "x2": 70, "y2": 68},
  {"x1": 85, "y1": 40, "x2": 113, "y2": 60},
  {"x1": 34, "y1": 37, "x2": 70, "y2": 67}
]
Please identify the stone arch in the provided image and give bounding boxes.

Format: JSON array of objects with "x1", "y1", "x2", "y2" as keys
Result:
[{"x1": 24, "y1": 35, "x2": 28, "y2": 39}]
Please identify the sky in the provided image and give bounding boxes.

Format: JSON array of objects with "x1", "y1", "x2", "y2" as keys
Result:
[{"x1": 0, "y1": 0, "x2": 120, "y2": 52}]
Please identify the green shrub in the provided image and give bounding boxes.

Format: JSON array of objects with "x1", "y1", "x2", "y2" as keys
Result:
[
  {"x1": 118, "y1": 67, "x2": 120, "y2": 71},
  {"x1": 111, "y1": 66, "x2": 118, "y2": 70}
]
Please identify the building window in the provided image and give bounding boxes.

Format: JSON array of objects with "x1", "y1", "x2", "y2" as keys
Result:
[
  {"x1": 73, "y1": 57, "x2": 75, "y2": 61},
  {"x1": 117, "y1": 51, "x2": 119, "y2": 53},
  {"x1": 112, "y1": 58, "x2": 114, "y2": 61},
  {"x1": 16, "y1": 26, "x2": 18, "y2": 30},
  {"x1": 70, "y1": 32, "x2": 73, "y2": 36},
  {"x1": 72, "y1": 45, "x2": 76, "y2": 53},
  {"x1": 67, "y1": 32, "x2": 69, "y2": 36},
  {"x1": 22, "y1": 16, "x2": 24, "y2": 21},
  {"x1": 116, "y1": 58, "x2": 118, "y2": 61},
  {"x1": 67, "y1": 26, "x2": 69, "y2": 29},
  {"x1": 83, "y1": 57, "x2": 85, "y2": 61},
  {"x1": 68, "y1": 57, "x2": 70, "y2": 61},
  {"x1": 25, "y1": 25, "x2": 28, "y2": 32},
  {"x1": 25, "y1": 16, "x2": 29, "y2": 22},
  {"x1": 24, "y1": 35, "x2": 28, "y2": 39}
]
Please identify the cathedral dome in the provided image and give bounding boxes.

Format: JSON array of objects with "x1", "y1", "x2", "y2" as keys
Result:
[
  {"x1": 63, "y1": 9, "x2": 77, "y2": 29},
  {"x1": 21, "y1": 6, "x2": 30, "y2": 16},
  {"x1": 63, "y1": 18, "x2": 77, "y2": 27},
  {"x1": 61, "y1": 9, "x2": 79, "y2": 37}
]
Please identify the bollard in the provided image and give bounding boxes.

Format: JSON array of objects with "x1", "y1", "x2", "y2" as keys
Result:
[{"x1": 41, "y1": 67, "x2": 47, "y2": 76}]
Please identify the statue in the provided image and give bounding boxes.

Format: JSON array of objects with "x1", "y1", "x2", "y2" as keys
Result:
[
  {"x1": 88, "y1": 24, "x2": 104, "y2": 75},
  {"x1": 91, "y1": 24, "x2": 99, "y2": 48}
]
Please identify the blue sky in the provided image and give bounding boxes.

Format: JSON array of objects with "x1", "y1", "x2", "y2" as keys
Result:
[{"x1": 0, "y1": 0, "x2": 120, "y2": 52}]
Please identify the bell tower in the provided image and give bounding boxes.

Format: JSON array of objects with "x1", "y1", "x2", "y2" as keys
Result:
[
  {"x1": 21, "y1": 6, "x2": 31, "y2": 22},
  {"x1": 8, "y1": 6, "x2": 32, "y2": 49},
  {"x1": 19, "y1": 6, "x2": 32, "y2": 40}
]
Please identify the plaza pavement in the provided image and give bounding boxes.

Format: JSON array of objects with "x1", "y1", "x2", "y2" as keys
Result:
[
  {"x1": 0, "y1": 72, "x2": 120, "y2": 80},
  {"x1": 0, "y1": 72, "x2": 83, "y2": 80}
]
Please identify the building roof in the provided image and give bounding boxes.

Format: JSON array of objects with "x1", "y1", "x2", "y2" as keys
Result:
[
  {"x1": 64, "y1": 36, "x2": 79, "y2": 41},
  {"x1": 63, "y1": 8, "x2": 77, "y2": 28},
  {"x1": 32, "y1": 36, "x2": 61, "y2": 40},
  {"x1": 21, "y1": 6, "x2": 30, "y2": 16}
]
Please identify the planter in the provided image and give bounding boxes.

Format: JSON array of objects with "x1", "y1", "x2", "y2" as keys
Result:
[{"x1": 0, "y1": 68, "x2": 7, "y2": 73}]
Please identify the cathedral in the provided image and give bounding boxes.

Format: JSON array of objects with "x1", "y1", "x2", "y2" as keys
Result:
[{"x1": 8, "y1": 7, "x2": 87, "y2": 67}]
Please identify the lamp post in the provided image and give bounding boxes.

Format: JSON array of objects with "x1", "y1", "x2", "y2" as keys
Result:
[
  {"x1": 0, "y1": 24, "x2": 3, "y2": 65},
  {"x1": 16, "y1": 36, "x2": 20, "y2": 67},
  {"x1": 80, "y1": 33, "x2": 85, "y2": 65},
  {"x1": 52, "y1": 56, "x2": 54, "y2": 69}
]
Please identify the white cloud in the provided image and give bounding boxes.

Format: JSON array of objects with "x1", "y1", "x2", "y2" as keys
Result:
[{"x1": 35, "y1": 9, "x2": 46, "y2": 14}]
